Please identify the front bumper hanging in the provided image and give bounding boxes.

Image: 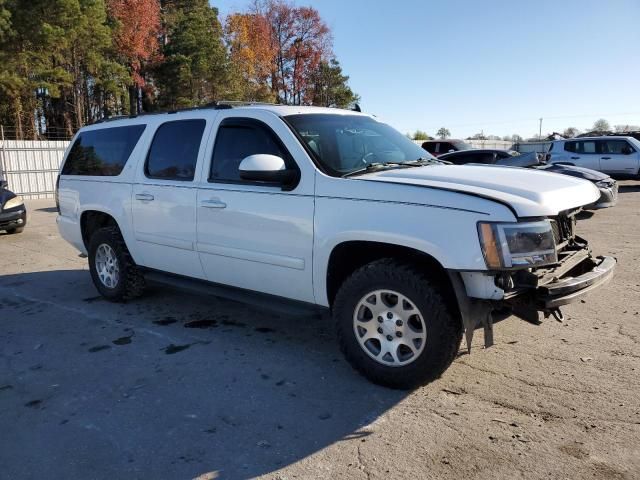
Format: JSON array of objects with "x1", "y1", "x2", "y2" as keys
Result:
[
  {"x1": 537, "y1": 256, "x2": 616, "y2": 308},
  {"x1": 450, "y1": 249, "x2": 616, "y2": 352}
]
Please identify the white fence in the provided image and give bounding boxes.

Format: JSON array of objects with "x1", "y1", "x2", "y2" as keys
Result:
[{"x1": 0, "y1": 139, "x2": 69, "y2": 199}]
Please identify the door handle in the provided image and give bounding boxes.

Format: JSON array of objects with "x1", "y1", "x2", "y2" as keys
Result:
[
  {"x1": 601, "y1": 157, "x2": 611, "y2": 160},
  {"x1": 135, "y1": 193, "x2": 154, "y2": 201},
  {"x1": 200, "y1": 199, "x2": 227, "y2": 209},
  {"x1": 570, "y1": 156, "x2": 580, "y2": 160}
]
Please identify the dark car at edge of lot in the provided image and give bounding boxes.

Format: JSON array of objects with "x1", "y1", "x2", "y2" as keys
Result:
[
  {"x1": 438, "y1": 149, "x2": 618, "y2": 210},
  {"x1": 0, "y1": 179, "x2": 27, "y2": 234}
]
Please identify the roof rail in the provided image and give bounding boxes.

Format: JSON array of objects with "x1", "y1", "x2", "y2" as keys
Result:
[{"x1": 90, "y1": 100, "x2": 282, "y2": 125}]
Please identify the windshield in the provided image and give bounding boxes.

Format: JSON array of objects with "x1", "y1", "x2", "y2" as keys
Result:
[{"x1": 285, "y1": 114, "x2": 434, "y2": 176}]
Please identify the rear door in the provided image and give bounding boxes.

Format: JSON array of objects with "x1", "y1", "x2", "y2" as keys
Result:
[
  {"x1": 563, "y1": 140, "x2": 600, "y2": 170},
  {"x1": 195, "y1": 110, "x2": 315, "y2": 302},
  {"x1": 598, "y1": 139, "x2": 638, "y2": 175},
  {"x1": 131, "y1": 116, "x2": 211, "y2": 278}
]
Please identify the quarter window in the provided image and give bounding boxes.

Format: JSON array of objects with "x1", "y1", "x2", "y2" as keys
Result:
[
  {"x1": 210, "y1": 120, "x2": 290, "y2": 183},
  {"x1": 145, "y1": 120, "x2": 206, "y2": 181},
  {"x1": 62, "y1": 125, "x2": 146, "y2": 176}
]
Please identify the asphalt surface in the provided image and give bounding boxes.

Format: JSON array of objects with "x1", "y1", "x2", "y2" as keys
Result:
[{"x1": 0, "y1": 184, "x2": 639, "y2": 480}]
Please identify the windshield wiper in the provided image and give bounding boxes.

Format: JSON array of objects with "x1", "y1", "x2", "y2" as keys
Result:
[
  {"x1": 343, "y1": 162, "x2": 411, "y2": 178},
  {"x1": 343, "y1": 159, "x2": 442, "y2": 178}
]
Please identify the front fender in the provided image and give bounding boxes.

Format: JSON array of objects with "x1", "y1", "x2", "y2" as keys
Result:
[{"x1": 313, "y1": 197, "x2": 504, "y2": 306}]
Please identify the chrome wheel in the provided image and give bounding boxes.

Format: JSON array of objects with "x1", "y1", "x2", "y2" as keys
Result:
[
  {"x1": 95, "y1": 243, "x2": 120, "y2": 289},
  {"x1": 353, "y1": 289, "x2": 427, "y2": 367}
]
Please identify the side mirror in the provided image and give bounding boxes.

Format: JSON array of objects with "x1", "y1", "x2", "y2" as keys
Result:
[
  {"x1": 239, "y1": 154, "x2": 296, "y2": 185},
  {"x1": 622, "y1": 146, "x2": 633, "y2": 155}
]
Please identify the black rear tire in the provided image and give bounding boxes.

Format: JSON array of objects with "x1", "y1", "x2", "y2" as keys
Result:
[
  {"x1": 88, "y1": 226, "x2": 145, "y2": 301},
  {"x1": 333, "y1": 259, "x2": 462, "y2": 389}
]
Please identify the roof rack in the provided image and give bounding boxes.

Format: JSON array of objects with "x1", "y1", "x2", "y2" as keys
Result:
[{"x1": 91, "y1": 100, "x2": 279, "y2": 125}]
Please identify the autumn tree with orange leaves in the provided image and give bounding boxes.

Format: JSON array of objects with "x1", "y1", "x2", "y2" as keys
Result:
[
  {"x1": 225, "y1": 13, "x2": 275, "y2": 102},
  {"x1": 0, "y1": 0, "x2": 358, "y2": 138},
  {"x1": 107, "y1": 0, "x2": 161, "y2": 115}
]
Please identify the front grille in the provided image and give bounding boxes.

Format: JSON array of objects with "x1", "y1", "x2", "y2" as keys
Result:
[{"x1": 550, "y1": 212, "x2": 577, "y2": 248}]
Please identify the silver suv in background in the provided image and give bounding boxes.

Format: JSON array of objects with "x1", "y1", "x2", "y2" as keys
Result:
[{"x1": 548, "y1": 136, "x2": 640, "y2": 177}]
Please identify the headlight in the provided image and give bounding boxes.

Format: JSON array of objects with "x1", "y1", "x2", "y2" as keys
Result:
[
  {"x1": 478, "y1": 220, "x2": 557, "y2": 269},
  {"x1": 3, "y1": 196, "x2": 24, "y2": 210}
]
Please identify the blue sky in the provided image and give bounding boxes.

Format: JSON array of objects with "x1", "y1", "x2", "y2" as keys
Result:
[{"x1": 212, "y1": 0, "x2": 640, "y2": 139}]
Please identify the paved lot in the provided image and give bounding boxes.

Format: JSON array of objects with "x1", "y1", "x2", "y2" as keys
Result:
[{"x1": 1, "y1": 184, "x2": 639, "y2": 480}]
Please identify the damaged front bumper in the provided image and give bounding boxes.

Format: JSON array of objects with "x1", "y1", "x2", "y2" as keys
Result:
[
  {"x1": 537, "y1": 256, "x2": 615, "y2": 308},
  {"x1": 504, "y1": 248, "x2": 616, "y2": 321},
  {"x1": 449, "y1": 242, "x2": 616, "y2": 352}
]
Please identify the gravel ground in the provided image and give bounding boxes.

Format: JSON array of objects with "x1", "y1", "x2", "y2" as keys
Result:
[{"x1": 0, "y1": 183, "x2": 638, "y2": 480}]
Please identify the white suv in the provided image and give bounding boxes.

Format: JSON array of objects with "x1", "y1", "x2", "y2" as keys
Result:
[
  {"x1": 548, "y1": 136, "x2": 640, "y2": 177},
  {"x1": 56, "y1": 104, "x2": 615, "y2": 388}
]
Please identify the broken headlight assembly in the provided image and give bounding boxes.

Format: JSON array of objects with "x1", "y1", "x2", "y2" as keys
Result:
[{"x1": 477, "y1": 220, "x2": 557, "y2": 270}]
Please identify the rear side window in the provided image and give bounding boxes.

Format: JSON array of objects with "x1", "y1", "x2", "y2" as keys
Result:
[
  {"x1": 564, "y1": 141, "x2": 596, "y2": 154},
  {"x1": 210, "y1": 119, "x2": 291, "y2": 183},
  {"x1": 146, "y1": 120, "x2": 206, "y2": 181},
  {"x1": 422, "y1": 142, "x2": 436, "y2": 153},
  {"x1": 62, "y1": 125, "x2": 146, "y2": 176},
  {"x1": 439, "y1": 142, "x2": 452, "y2": 153}
]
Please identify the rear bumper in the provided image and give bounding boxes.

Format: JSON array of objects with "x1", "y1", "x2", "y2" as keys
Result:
[{"x1": 0, "y1": 207, "x2": 27, "y2": 231}]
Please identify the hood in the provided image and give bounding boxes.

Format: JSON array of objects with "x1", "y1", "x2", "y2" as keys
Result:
[
  {"x1": 360, "y1": 164, "x2": 601, "y2": 217},
  {"x1": 537, "y1": 163, "x2": 610, "y2": 182}
]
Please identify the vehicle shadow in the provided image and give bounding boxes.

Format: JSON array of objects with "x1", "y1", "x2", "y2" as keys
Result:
[
  {"x1": 0, "y1": 269, "x2": 410, "y2": 480},
  {"x1": 35, "y1": 206, "x2": 59, "y2": 213},
  {"x1": 618, "y1": 184, "x2": 640, "y2": 193}
]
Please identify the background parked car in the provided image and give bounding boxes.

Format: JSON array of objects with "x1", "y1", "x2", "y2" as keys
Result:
[
  {"x1": 0, "y1": 178, "x2": 27, "y2": 234},
  {"x1": 421, "y1": 139, "x2": 473, "y2": 157},
  {"x1": 438, "y1": 149, "x2": 618, "y2": 210},
  {"x1": 548, "y1": 136, "x2": 640, "y2": 178}
]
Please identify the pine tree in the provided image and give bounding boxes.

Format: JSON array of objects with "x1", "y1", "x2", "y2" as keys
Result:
[{"x1": 155, "y1": 0, "x2": 229, "y2": 108}]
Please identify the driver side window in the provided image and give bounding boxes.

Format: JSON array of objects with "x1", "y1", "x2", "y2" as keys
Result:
[{"x1": 210, "y1": 119, "x2": 290, "y2": 183}]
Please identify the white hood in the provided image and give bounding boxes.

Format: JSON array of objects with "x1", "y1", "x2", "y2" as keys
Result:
[{"x1": 362, "y1": 164, "x2": 601, "y2": 217}]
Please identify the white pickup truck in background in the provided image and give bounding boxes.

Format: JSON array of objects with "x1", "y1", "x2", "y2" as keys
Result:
[{"x1": 56, "y1": 104, "x2": 615, "y2": 388}]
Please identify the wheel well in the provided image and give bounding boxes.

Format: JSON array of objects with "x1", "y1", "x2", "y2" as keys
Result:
[
  {"x1": 326, "y1": 241, "x2": 459, "y2": 314},
  {"x1": 80, "y1": 211, "x2": 118, "y2": 250}
]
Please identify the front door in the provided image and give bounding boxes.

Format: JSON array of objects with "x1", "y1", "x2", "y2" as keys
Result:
[
  {"x1": 196, "y1": 111, "x2": 315, "y2": 303},
  {"x1": 132, "y1": 117, "x2": 210, "y2": 279},
  {"x1": 598, "y1": 139, "x2": 639, "y2": 175}
]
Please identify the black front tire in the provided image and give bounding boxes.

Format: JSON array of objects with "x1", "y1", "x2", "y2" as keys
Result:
[
  {"x1": 88, "y1": 226, "x2": 145, "y2": 301},
  {"x1": 5, "y1": 227, "x2": 24, "y2": 234},
  {"x1": 333, "y1": 259, "x2": 462, "y2": 389}
]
